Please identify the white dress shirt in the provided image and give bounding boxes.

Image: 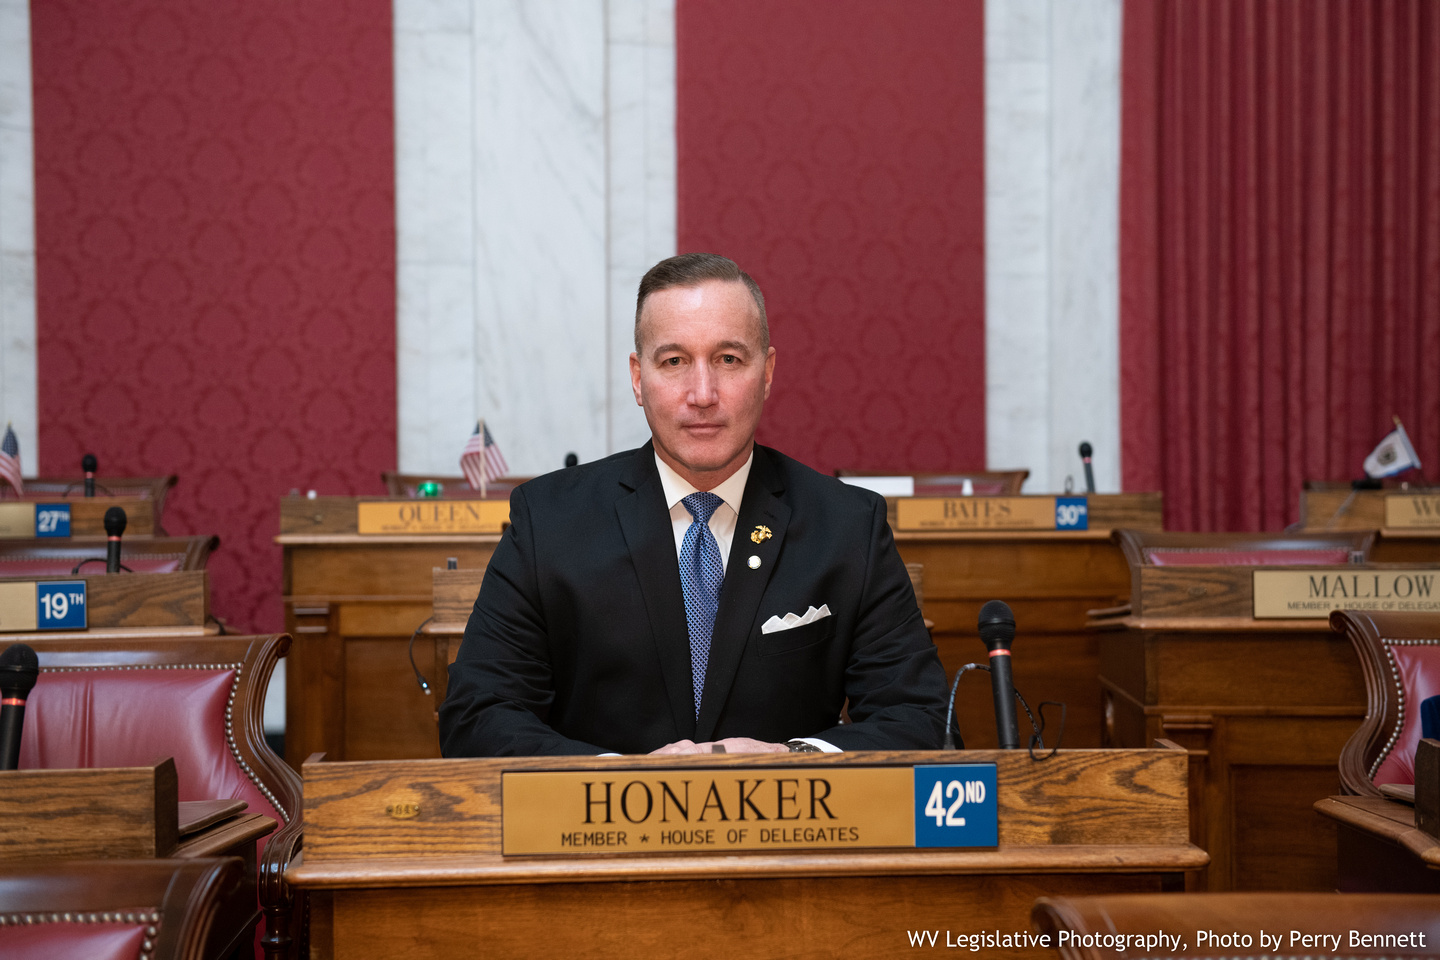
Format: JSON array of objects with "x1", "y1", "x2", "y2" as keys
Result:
[
  {"x1": 654, "y1": 449, "x2": 752, "y2": 572},
  {"x1": 649, "y1": 448, "x2": 839, "y2": 755}
]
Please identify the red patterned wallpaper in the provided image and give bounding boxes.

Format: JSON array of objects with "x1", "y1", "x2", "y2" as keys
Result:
[
  {"x1": 31, "y1": 1, "x2": 396, "y2": 631},
  {"x1": 677, "y1": 0, "x2": 985, "y2": 473}
]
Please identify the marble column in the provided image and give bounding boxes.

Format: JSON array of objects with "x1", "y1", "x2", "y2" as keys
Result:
[
  {"x1": 0, "y1": 0, "x2": 36, "y2": 468},
  {"x1": 984, "y1": 0, "x2": 1121, "y2": 493},
  {"x1": 395, "y1": 0, "x2": 675, "y2": 476}
]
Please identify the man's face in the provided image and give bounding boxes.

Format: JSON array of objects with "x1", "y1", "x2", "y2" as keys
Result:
[{"x1": 630, "y1": 279, "x2": 776, "y2": 490}]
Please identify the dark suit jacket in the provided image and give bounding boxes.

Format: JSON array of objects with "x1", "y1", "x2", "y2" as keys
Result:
[{"x1": 438, "y1": 442, "x2": 950, "y2": 756}]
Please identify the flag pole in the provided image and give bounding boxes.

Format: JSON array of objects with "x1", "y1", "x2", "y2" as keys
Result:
[{"x1": 478, "y1": 417, "x2": 487, "y2": 500}]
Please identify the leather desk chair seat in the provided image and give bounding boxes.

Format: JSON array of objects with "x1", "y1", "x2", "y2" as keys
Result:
[
  {"x1": 15, "y1": 636, "x2": 303, "y2": 959},
  {"x1": 1144, "y1": 547, "x2": 1354, "y2": 566},
  {"x1": 0, "y1": 556, "x2": 185, "y2": 577},
  {"x1": 1333, "y1": 610, "x2": 1440, "y2": 793},
  {"x1": 0, "y1": 858, "x2": 247, "y2": 960}
]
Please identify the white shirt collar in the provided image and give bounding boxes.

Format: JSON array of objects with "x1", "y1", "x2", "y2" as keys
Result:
[{"x1": 654, "y1": 447, "x2": 754, "y2": 517}]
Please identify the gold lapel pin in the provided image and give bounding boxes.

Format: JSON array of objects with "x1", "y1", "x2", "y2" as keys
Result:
[{"x1": 750, "y1": 524, "x2": 772, "y2": 544}]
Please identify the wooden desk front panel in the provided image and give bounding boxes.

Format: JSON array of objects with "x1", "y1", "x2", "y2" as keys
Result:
[
  {"x1": 310, "y1": 871, "x2": 1175, "y2": 960},
  {"x1": 1099, "y1": 626, "x2": 1365, "y2": 892},
  {"x1": 282, "y1": 541, "x2": 498, "y2": 766},
  {"x1": 283, "y1": 532, "x2": 1131, "y2": 762},
  {"x1": 898, "y1": 536, "x2": 1131, "y2": 749}
]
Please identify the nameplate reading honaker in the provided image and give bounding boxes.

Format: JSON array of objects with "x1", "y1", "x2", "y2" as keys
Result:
[
  {"x1": 502, "y1": 767, "x2": 917, "y2": 855},
  {"x1": 356, "y1": 500, "x2": 509, "y2": 535},
  {"x1": 896, "y1": 497, "x2": 1055, "y2": 532},
  {"x1": 1252, "y1": 569, "x2": 1440, "y2": 619},
  {"x1": 1385, "y1": 495, "x2": 1440, "y2": 530}
]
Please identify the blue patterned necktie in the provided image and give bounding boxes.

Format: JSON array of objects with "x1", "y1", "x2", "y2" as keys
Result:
[{"x1": 680, "y1": 492, "x2": 725, "y2": 719}]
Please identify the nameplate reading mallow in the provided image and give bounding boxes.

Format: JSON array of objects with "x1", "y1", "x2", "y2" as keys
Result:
[
  {"x1": 1252, "y1": 569, "x2": 1440, "y2": 619},
  {"x1": 500, "y1": 765, "x2": 998, "y2": 855},
  {"x1": 0, "y1": 580, "x2": 87, "y2": 632},
  {"x1": 1385, "y1": 495, "x2": 1440, "y2": 530},
  {"x1": 357, "y1": 500, "x2": 508, "y2": 535},
  {"x1": 896, "y1": 497, "x2": 1057, "y2": 532}
]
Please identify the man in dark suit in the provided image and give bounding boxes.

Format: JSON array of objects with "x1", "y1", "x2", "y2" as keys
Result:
[{"x1": 439, "y1": 254, "x2": 950, "y2": 756}]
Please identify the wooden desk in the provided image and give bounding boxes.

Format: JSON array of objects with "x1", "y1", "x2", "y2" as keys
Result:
[
  {"x1": 278, "y1": 497, "x2": 500, "y2": 766},
  {"x1": 0, "y1": 571, "x2": 212, "y2": 641},
  {"x1": 893, "y1": 493, "x2": 1162, "y2": 749},
  {"x1": 288, "y1": 747, "x2": 1205, "y2": 960},
  {"x1": 1092, "y1": 560, "x2": 1385, "y2": 891},
  {"x1": 0, "y1": 535, "x2": 218, "y2": 578},
  {"x1": 1314, "y1": 794, "x2": 1440, "y2": 893},
  {"x1": 1299, "y1": 488, "x2": 1440, "y2": 562},
  {"x1": 282, "y1": 494, "x2": 1161, "y2": 762}
]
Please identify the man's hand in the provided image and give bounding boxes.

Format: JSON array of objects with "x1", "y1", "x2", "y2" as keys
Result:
[{"x1": 649, "y1": 738, "x2": 789, "y2": 754}]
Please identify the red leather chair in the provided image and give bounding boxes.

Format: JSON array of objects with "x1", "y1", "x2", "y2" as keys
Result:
[
  {"x1": 1115, "y1": 528, "x2": 1374, "y2": 567},
  {"x1": 381, "y1": 471, "x2": 531, "y2": 499},
  {"x1": 16, "y1": 635, "x2": 303, "y2": 960},
  {"x1": 0, "y1": 535, "x2": 219, "y2": 578},
  {"x1": 1033, "y1": 892, "x2": 1440, "y2": 960},
  {"x1": 836, "y1": 468, "x2": 1030, "y2": 496},
  {"x1": 1332, "y1": 610, "x2": 1440, "y2": 795},
  {"x1": 0, "y1": 858, "x2": 249, "y2": 960}
]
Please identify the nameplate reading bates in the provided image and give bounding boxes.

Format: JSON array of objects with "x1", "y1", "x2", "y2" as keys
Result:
[
  {"x1": 1385, "y1": 495, "x2": 1440, "y2": 530},
  {"x1": 896, "y1": 496, "x2": 1055, "y2": 532},
  {"x1": 1252, "y1": 569, "x2": 1440, "y2": 619},
  {"x1": 356, "y1": 500, "x2": 509, "y2": 535},
  {"x1": 501, "y1": 765, "x2": 998, "y2": 855}
]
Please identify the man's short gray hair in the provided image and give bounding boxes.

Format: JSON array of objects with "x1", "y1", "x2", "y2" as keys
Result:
[{"x1": 634, "y1": 253, "x2": 769, "y2": 353}]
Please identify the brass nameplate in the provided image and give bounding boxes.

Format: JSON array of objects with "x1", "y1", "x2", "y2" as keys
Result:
[
  {"x1": 0, "y1": 581, "x2": 38, "y2": 631},
  {"x1": 896, "y1": 497, "x2": 1054, "y2": 532},
  {"x1": 357, "y1": 500, "x2": 508, "y2": 535},
  {"x1": 502, "y1": 767, "x2": 913, "y2": 855},
  {"x1": 1253, "y1": 569, "x2": 1440, "y2": 619},
  {"x1": 1385, "y1": 495, "x2": 1440, "y2": 530},
  {"x1": 0, "y1": 502, "x2": 34, "y2": 538}
]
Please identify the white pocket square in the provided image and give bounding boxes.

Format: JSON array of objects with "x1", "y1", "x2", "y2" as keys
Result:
[{"x1": 761, "y1": 604, "x2": 831, "y2": 635}]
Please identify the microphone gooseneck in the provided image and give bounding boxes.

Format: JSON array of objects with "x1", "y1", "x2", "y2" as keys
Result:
[
  {"x1": 82, "y1": 453, "x2": 97, "y2": 497},
  {"x1": 1078, "y1": 441, "x2": 1096, "y2": 494},
  {"x1": 0, "y1": 642, "x2": 40, "y2": 770},
  {"x1": 979, "y1": 600, "x2": 1021, "y2": 749},
  {"x1": 104, "y1": 506, "x2": 127, "y2": 574}
]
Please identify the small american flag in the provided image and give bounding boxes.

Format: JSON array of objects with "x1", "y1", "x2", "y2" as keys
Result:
[
  {"x1": 461, "y1": 420, "x2": 509, "y2": 491},
  {"x1": 0, "y1": 424, "x2": 22, "y2": 495}
]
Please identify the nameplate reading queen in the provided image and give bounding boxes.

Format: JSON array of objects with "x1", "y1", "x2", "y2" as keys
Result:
[
  {"x1": 356, "y1": 500, "x2": 509, "y2": 535},
  {"x1": 1252, "y1": 568, "x2": 1440, "y2": 619},
  {"x1": 500, "y1": 765, "x2": 998, "y2": 855},
  {"x1": 896, "y1": 496, "x2": 1058, "y2": 532},
  {"x1": 1384, "y1": 494, "x2": 1440, "y2": 530}
]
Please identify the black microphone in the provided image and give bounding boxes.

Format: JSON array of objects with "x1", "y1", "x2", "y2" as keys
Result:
[
  {"x1": 104, "y1": 506, "x2": 127, "y2": 574},
  {"x1": 1, "y1": 643, "x2": 39, "y2": 770},
  {"x1": 82, "y1": 453, "x2": 97, "y2": 497},
  {"x1": 564, "y1": 452, "x2": 578, "y2": 467},
  {"x1": 979, "y1": 600, "x2": 1020, "y2": 749},
  {"x1": 1078, "y1": 442, "x2": 1096, "y2": 494}
]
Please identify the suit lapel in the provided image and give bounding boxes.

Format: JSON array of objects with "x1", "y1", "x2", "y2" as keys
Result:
[
  {"x1": 695, "y1": 447, "x2": 790, "y2": 741},
  {"x1": 615, "y1": 445, "x2": 696, "y2": 740}
]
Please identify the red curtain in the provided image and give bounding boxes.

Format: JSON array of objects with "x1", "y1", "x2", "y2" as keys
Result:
[{"x1": 1121, "y1": 0, "x2": 1440, "y2": 531}]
